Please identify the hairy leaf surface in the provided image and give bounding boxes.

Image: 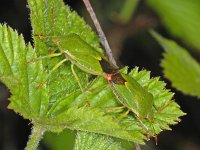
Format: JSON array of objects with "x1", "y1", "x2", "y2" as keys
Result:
[
  {"x1": 74, "y1": 131, "x2": 124, "y2": 150},
  {"x1": 0, "y1": 24, "x2": 49, "y2": 118}
]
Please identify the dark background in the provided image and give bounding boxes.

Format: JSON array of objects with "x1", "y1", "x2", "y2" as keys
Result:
[{"x1": 0, "y1": 0, "x2": 200, "y2": 149}]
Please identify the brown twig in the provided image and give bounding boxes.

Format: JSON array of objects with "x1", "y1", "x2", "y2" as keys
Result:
[
  {"x1": 82, "y1": 0, "x2": 118, "y2": 68},
  {"x1": 135, "y1": 143, "x2": 141, "y2": 150}
]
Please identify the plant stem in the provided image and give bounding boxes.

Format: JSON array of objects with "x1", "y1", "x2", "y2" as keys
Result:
[
  {"x1": 135, "y1": 143, "x2": 141, "y2": 150},
  {"x1": 82, "y1": 0, "x2": 118, "y2": 68},
  {"x1": 25, "y1": 125, "x2": 45, "y2": 150}
]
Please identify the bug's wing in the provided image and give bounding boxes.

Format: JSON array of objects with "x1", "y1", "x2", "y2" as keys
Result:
[
  {"x1": 121, "y1": 73, "x2": 154, "y2": 119},
  {"x1": 53, "y1": 34, "x2": 104, "y2": 75},
  {"x1": 111, "y1": 83, "x2": 138, "y2": 116},
  {"x1": 57, "y1": 33, "x2": 103, "y2": 60},
  {"x1": 65, "y1": 51, "x2": 103, "y2": 76}
]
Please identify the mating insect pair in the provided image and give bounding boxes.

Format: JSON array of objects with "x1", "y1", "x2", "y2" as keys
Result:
[{"x1": 32, "y1": 33, "x2": 156, "y2": 140}]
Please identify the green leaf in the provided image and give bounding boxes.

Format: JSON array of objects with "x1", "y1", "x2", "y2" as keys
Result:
[
  {"x1": 0, "y1": 24, "x2": 49, "y2": 118},
  {"x1": 74, "y1": 131, "x2": 124, "y2": 150},
  {"x1": 1, "y1": 2, "x2": 138, "y2": 148},
  {"x1": 28, "y1": 0, "x2": 102, "y2": 56},
  {"x1": 35, "y1": 106, "x2": 145, "y2": 144},
  {"x1": 151, "y1": 30, "x2": 200, "y2": 98},
  {"x1": 147, "y1": 0, "x2": 200, "y2": 50},
  {"x1": 27, "y1": 0, "x2": 101, "y2": 104}
]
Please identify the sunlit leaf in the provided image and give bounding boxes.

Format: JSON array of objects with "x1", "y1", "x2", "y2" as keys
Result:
[{"x1": 0, "y1": 24, "x2": 48, "y2": 118}]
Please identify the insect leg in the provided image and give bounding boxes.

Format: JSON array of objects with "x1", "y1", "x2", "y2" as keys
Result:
[
  {"x1": 71, "y1": 64, "x2": 92, "y2": 106},
  {"x1": 27, "y1": 52, "x2": 62, "y2": 64},
  {"x1": 71, "y1": 64, "x2": 84, "y2": 92},
  {"x1": 147, "y1": 117, "x2": 158, "y2": 144},
  {"x1": 99, "y1": 105, "x2": 126, "y2": 111},
  {"x1": 119, "y1": 109, "x2": 130, "y2": 119},
  {"x1": 136, "y1": 116, "x2": 151, "y2": 140},
  {"x1": 36, "y1": 59, "x2": 68, "y2": 89}
]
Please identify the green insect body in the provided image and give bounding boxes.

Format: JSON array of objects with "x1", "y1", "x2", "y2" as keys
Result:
[
  {"x1": 109, "y1": 72, "x2": 154, "y2": 120},
  {"x1": 49, "y1": 33, "x2": 105, "y2": 76}
]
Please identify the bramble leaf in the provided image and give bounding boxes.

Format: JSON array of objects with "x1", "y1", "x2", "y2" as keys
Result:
[
  {"x1": 37, "y1": 106, "x2": 145, "y2": 143},
  {"x1": 148, "y1": 0, "x2": 200, "y2": 50},
  {"x1": 151, "y1": 31, "x2": 200, "y2": 98},
  {"x1": 0, "y1": 24, "x2": 49, "y2": 118},
  {"x1": 74, "y1": 131, "x2": 123, "y2": 150}
]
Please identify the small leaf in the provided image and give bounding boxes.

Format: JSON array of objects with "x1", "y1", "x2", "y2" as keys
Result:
[
  {"x1": 148, "y1": 0, "x2": 200, "y2": 50},
  {"x1": 151, "y1": 30, "x2": 200, "y2": 98},
  {"x1": 0, "y1": 24, "x2": 49, "y2": 118}
]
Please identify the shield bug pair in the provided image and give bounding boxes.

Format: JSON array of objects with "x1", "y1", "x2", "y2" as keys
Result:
[{"x1": 34, "y1": 33, "x2": 155, "y2": 139}]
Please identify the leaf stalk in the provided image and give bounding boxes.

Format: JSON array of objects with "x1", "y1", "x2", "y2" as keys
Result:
[{"x1": 25, "y1": 125, "x2": 46, "y2": 150}]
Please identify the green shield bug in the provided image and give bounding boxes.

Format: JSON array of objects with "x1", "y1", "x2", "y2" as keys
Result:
[
  {"x1": 37, "y1": 33, "x2": 105, "y2": 76},
  {"x1": 106, "y1": 71, "x2": 156, "y2": 140},
  {"x1": 50, "y1": 34, "x2": 105, "y2": 76},
  {"x1": 109, "y1": 72, "x2": 153, "y2": 120}
]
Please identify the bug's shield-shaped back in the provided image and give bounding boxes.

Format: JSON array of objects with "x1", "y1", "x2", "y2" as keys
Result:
[
  {"x1": 52, "y1": 33, "x2": 104, "y2": 76},
  {"x1": 111, "y1": 72, "x2": 154, "y2": 120}
]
